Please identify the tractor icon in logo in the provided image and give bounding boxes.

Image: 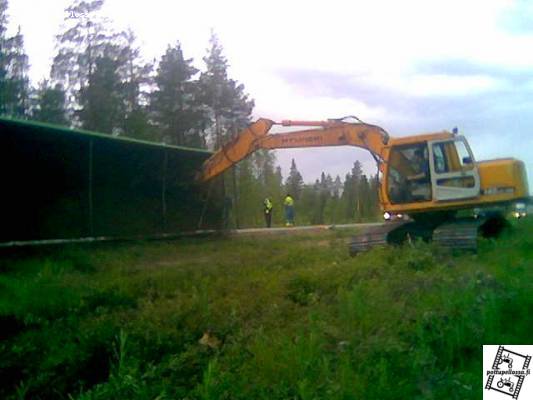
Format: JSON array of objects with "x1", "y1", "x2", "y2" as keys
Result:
[
  {"x1": 498, "y1": 353, "x2": 514, "y2": 370},
  {"x1": 497, "y1": 377, "x2": 515, "y2": 393}
]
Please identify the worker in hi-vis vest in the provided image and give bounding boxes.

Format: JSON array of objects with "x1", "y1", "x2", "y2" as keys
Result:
[
  {"x1": 284, "y1": 194, "x2": 295, "y2": 226},
  {"x1": 263, "y1": 197, "x2": 273, "y2": 228}
]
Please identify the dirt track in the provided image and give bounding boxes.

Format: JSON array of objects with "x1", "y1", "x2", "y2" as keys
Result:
[{"x1": 229, "y1": 223, "x2": 382, "y2": 237}]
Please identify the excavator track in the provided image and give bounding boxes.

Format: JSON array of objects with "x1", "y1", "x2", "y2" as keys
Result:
[
  {"x1": 349, "y1": 215, "x2": 508, "y2": 255},
  {"x1": 349, "y1": 220, "x2": 434, "y2": 255},
  {"x1": 349, "y1": 220, "x2": 410, "y2": 255},
  {"x1": 432, "y1": 218, "x2": 485, "y2": 250}
]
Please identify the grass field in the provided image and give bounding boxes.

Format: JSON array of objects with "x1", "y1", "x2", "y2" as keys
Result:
[{"x1": 1, "y1": 220, "x2": 532, "y2": 399}]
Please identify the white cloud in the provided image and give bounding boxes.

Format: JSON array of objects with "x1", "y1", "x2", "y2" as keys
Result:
[
  {"x1": 252, "y1": 80, "x2": 386, "y2": 122},
  {"x1": 339, "y1": 71, "x2": 503, "y2": 98},
  {"x1": 9, "y1": 0, "x2": 533, "y2": 185}
]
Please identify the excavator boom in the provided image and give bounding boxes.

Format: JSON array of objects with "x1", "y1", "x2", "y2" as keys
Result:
[{"x1": 198, "y1": 118, "x2": 389, "y2": 182}]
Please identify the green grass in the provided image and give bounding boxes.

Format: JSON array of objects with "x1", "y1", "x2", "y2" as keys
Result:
[{"x1": 0, "y1": 220, "x2": 532, "y2": 399}]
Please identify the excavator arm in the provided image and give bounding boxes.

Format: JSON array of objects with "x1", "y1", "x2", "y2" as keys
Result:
[{"x1": 198, "y1": 117, "x2": 390, "y2": 182}]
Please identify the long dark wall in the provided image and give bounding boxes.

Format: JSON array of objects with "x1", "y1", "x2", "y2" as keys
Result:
[{"x1": 0, "y1": 118, "x2": 223, "y2": 242}]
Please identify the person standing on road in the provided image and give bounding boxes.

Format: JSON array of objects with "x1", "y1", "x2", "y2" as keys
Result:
[
  {"x1": 284, "y1": 194, "x2": 295, "y2": 226},
  {"x1": 263, "y1": 197, "x2": 273, "y2": 228}
]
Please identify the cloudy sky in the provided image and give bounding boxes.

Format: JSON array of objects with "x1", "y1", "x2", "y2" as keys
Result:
[{"x1": 9, "y1": 0, "x2": 533, "y2": 185}]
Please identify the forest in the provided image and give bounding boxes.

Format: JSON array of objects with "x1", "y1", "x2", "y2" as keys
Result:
[{"x1": 0, "y1": 0, "x2": 381, "y2": 228}]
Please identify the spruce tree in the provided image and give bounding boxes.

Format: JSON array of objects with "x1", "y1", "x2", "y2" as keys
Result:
[
  {"x1": 341, "y1": 172, "x2": 354, "y2": 220},
  {"x1": 150, "y1": 42, "x2": 206, "y2": 146},
  {"x1": 333, "y1": 175, "x2": 342, "y2": 198},
  {"x1": 359, "y1": 174, "x2": 370, "y2": 220},
  {"x1": 314, "y1": 172, "x2": 329, "y2": 224},
  {"x1": 298, "y1": 183, "x2": 315, "y2": 225},
  {"x1": 285, "y1": 158, "x2": 304, "y2": 200},
  {"x1": 33, "y1": 81, "x2": 68, "y2": 125},
  {"x1": 369, "y1": 173, "x2": 381, "y2": 219},
  {"x1": 342, "y1": 161, "x2": 363, "y2": 220},
  {"x1": 328, "y1": 175, "x2": 343, "y2": 224}
]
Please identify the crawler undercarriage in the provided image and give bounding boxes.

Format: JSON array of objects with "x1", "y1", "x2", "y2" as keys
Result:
[{"x1": 349, "y1": 212, "x2": 509, "y2": 255}]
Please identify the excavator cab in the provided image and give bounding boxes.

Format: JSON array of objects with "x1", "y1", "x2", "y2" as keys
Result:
[{"x1": 386, "y1": 136, "x2": 481, "y2": 204}]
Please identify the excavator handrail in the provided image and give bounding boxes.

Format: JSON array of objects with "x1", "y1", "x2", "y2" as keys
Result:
[{"x1": 279, "y1": 117, "x2": 390, "y2": 143}]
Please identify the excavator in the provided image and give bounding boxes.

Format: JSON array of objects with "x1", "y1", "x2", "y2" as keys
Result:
[{"x1": 198, "y1": 117, "x2": 529, "y2": 254}]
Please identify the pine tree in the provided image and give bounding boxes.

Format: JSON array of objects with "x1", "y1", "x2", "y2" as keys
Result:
[
  {"x1": 0, "y1": 1, "x2": 29, "y2": 118},
  {"x1": 199, "y1": 31, "x2": 254, "y2": 148},
  {"x1": 0, "y1": 0, "x2": 5, "y2": 36},
  {"x1": 199, "y1": 31, "x2": 255, "y2": 227},
  {"x1": 78, "y1": 47, "x2": 124, "y2": 133},
  {"x1": 117, "y1": 29, "x2": 152, "y2": 140},
  {"x1": 33, "y1": 81, "x2": 68, "y2": 125},
  {"x1": 6, "y1": 27, "x2": 28, "y2": 117},
  {"x1": 0, "y1": 0, "x2": 10, "y2": 115},
  {"x1": 285, "y1": 158, "x2": 304, "y2": 200},
  {"x1": 150, "y1": 42, "x2": 206, "y2": 146},
  {"x1": 52, "y1": 0, "x2": 118, "y2": 118}
]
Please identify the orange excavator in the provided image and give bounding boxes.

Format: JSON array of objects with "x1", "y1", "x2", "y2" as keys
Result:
[{"x1": 198, "y1": 117, "x2": 529, "y2": 253}]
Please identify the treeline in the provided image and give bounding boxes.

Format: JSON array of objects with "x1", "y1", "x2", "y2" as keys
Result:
[
  {"x1": 287, "y1": 159, "x2": 380, "y2": 225},
  {"x1": 233, "y1": 158, "x2": 380, "y2": 227},
  {"x1": 1, "y1": 0, "x2": 252, "y2": 148},
  {"x1": 0, "y1": 0, "x2": 380, "y2": 227}
]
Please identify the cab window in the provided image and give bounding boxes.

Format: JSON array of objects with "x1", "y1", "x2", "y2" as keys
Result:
[
  {"x1": 387, "y1": 144, "x2": 431, "y2": 204},
  {"x1": 455, "y1": 140, "x2": 474, "y2": 169},
  {"x1": 431, "y1": 140, "x2": 475, "y2": 188},
  {"x1": 433, "y1": 143, "x2": 447, "y2": 173}
]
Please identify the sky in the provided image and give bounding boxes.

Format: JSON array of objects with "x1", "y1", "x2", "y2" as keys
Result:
[{"x1": 8, "y1": 0, "x2": 533, "y2": 185}]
